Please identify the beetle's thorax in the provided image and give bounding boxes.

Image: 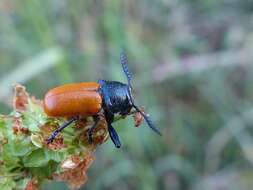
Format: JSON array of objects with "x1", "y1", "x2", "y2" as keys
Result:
[{"x1": 98, "y1": 79, "x2": 133, "y2": 115}]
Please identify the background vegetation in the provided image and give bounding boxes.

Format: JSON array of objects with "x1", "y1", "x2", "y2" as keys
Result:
[{"x1": 1, "y1": 0, "x2": 253, "y2": 189}]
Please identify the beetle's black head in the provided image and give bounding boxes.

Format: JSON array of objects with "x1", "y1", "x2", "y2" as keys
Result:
[{"x1": 98, "y1": 51, "x2": 161, "y2": 136}]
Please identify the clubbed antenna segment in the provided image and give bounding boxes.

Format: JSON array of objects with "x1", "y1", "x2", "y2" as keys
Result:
[{"x1": 120, "y1": 51, "x2": 133, "y2": 89}]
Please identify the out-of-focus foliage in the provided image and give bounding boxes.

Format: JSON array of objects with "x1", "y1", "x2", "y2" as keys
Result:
[{"x1": 1, "y1": 0, "x2": 253, "y2": 189}]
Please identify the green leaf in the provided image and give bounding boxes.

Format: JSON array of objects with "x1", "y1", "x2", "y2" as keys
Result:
[
  {"x1": 28, "y1": 100, "x2": 47, "y2": 123},
  {"x1": 0, "y1": 117, "x2": 15, "y2": 140},
  {"x1": 2, "y1": 144, "x2": 20, "y2": 171},
  {"x1": 45, "y1": 149, "x2": 68, "y2": 163},
  {"x1": 23, "y1": 149, "x2": 49, "y2": 167},
  {"x1": 31, "y1": 133, "x2": 43, "y2": 148},
  {"x1": 15, "y1": 178, "x2": 30, "y2": 190},
  {"x1": 22, "y1": 113, "x2": 40, "y2": 132},
  {"x1": 0, "y1": 177, "x2": 16, "y2": 190},
  {"x1": 22, "y1": 101, "x2": 47, "y2": 132},
  {"x1": 30, "y1": 161, "x2": 58, "y2": 180},
  {"x1": 10, "y1": 138, "x2": 36, "y2": 157}
]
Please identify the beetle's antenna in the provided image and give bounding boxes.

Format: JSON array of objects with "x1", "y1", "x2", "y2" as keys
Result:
[
  {"x1": 121, "y1": 51, "x2": 161, "y2": 135},
  {"x1": 132, "y1": 104, "x2": 162, "y2": 136},
  {"x1": 120, "y1": 51, "x2": 133, "y2": 89}
]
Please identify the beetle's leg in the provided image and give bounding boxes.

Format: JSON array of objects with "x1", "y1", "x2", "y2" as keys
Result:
[
  {"x1": 47, "y1": 116, "x2": 79, "y2": 144},
  {"x1": 108, "y1": 124, "x2": 121, "y2": 148},
  {"x1": 88, "y1": 115, "x2": 100, "y2": 144},
  {"x1": 104, "y1": 111, "x2": 121, "y2": 148}
]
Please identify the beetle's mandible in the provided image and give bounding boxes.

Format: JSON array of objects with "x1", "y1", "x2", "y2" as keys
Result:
[{"x1": 44, "y1": 52, "x2": 161, "y2": 148}]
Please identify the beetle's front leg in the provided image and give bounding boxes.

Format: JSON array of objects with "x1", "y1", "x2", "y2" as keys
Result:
[
  {"x1": 104, "y1": 111, "x2": 121, "y2": 148},
  {"x1": 108, "y1": 124, "x2": 121, "y2": 148},
  {"x1": 47, "y1": 116, "x2": 79, "y2": 144}
]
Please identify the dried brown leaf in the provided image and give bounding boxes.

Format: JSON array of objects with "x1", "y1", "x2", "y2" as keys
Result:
[
  {"x1": 13, "y1": 84, "x2": 29, "y2": 111},
  {"x1": 53, "y1": 153, "x2": 95, "y2": 189},
  {"x1": 25, "y1": 179, "x2": 39, "y2": 190},
  {"x1": 133, "y1": 107, "x2": 145, "y2": 127}
]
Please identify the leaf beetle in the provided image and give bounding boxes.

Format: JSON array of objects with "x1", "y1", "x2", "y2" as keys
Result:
[{"x1": 44, "y1": 52, "x2": 161, "y2": 148}]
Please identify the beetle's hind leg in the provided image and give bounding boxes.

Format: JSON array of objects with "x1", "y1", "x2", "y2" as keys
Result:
[
  {"x1": 47, "y1": 116, "x2": 79, "y2": 144},
  {"x1": 87, "y1": 115, "x2": 100, "y2": 144}
]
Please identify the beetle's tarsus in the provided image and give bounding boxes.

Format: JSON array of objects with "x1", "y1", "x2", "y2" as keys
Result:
[
  {"x1": 47, "y1": 136, "x2": 54, "y2": 144},
  {"x1": 47, "y1": 130, "x2": 60, "y2": 144}
]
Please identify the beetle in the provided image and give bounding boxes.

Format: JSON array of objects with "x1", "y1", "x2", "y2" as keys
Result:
[{"x1": 44, "y1": 52, "x2": 161, "y2": 148}]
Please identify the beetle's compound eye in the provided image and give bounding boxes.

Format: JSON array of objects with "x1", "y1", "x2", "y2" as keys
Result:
[{"x1": 98, "y1": 79, "x2": 106, "y2": 86}]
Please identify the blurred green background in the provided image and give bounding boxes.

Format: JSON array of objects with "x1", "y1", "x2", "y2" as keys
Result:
[{"x1": 1, "y1": 0, "x2": 253, "y2": 189}]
